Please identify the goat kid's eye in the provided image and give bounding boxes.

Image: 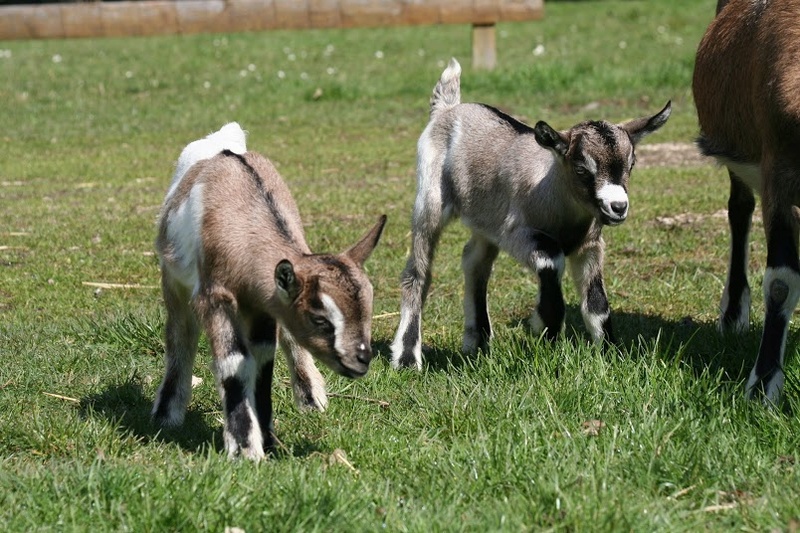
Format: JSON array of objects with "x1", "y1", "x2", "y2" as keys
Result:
[{"x1": 311, "y1": 315, "x2": 334, "y2": 333}]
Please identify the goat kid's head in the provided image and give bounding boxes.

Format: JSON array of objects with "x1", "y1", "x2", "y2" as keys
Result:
[
  {"x1": 275, "y1": 215, "x2": 387, "y2": 379},
  {"x1": 533, "y1": 101, "x2": 671, "y2": 226}
]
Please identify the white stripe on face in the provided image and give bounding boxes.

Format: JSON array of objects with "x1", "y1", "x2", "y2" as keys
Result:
[
  {"x1": 320, "y1": 293, "x2": 346, "y2": 354},
  {"x1": 583, "y1": 155, "x2": 598, "y2": 175}
]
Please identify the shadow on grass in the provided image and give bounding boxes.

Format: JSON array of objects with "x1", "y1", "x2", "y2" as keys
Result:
[
  {"x1": 372, "y1": 303, "x2": 798, "y2": 388},
  {"x1": 79, "y1": 378, "x2": 331, "y2": 459},
  {"x1": 79, "y1": 378, "x2": 220, "y2": 453}
]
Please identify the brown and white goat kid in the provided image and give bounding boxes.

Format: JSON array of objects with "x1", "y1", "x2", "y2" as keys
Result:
[
  {"x1": 391, "y1": 58, "x2": 671, "y2": 369},
  {"x1": 693, "y1": 0, "x2": 800, "y2": 403},
  {"x1": 153, "y1": 123, "x2": 386, "y2": 459}
]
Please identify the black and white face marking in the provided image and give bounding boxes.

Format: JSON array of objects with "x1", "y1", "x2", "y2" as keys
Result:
[
  {"x1": 296, "y1": 258, "x2": 375, "y2": 380},
  {"x1": 319, "y1": 293, "x2": 371, "y2": 378},
  {"x1": 570, "y1": 122, "x2": 636, "y2": 226}
]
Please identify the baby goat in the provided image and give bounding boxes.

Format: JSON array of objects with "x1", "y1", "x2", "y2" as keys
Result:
[
  {"x1": 391, "y1": 58, "x2": 670, "y2": 369},
  {"x1": 693, "y1": 0, "x2": 800, "y2": 403},
  {"x1": 153, "y1": 123, "x2": 386, "y2": 459}
]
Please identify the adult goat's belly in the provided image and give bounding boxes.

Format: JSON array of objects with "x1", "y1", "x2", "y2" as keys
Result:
[{"x1": 718, "y1": 157, "x2": 762, "y2": 194}]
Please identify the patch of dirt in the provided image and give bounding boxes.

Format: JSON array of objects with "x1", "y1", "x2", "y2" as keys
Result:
[{"x1": 637, "y1": 142, "x2": 714, "y2": 169}]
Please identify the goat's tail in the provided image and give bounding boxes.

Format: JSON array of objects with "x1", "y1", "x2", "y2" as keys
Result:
[
  {"x1": 430, "y1": 58, "x2": 461, "y2": 117},
  {"x1": 169, "y1": 122, "x2": 248, "y2": 194}
]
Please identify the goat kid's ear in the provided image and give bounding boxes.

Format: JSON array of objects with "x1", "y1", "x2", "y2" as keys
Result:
[
  {"x1": 275, "y1": 259, "x2": 301, "y2": 303},
  {"x1": 345, "y1": 214, "x2": 388, "y2": 266},
  {"x1": 533, "y1": 122, "x2": 569, "y2": 157},
  {"x1": 622, "y1": 100, "x2": 672, "y2": 145}
]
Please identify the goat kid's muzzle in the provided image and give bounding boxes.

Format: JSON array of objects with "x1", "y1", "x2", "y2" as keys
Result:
[{"x1": 597, "y1": 184, "x2": 629, "y2": 225}]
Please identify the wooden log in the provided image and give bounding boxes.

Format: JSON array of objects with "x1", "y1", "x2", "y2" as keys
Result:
[
  {"x1": 102, "y1": 2, "x2": 180, "y2": 37},
  {"x1": 0, "y1": 0, "x2": 544, "y2": 69},
  {"x1": 0, "y1": 0, "x2": 543, "y2": 38}
]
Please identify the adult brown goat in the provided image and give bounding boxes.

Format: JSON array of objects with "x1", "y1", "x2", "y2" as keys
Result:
[{"x1": 693, "y1": 0, "x2": 800, "y2": 402}]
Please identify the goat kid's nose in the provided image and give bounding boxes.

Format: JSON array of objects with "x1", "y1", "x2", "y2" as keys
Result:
[
  {"x1": 610, "y1": 200, "x2": 628, "y2": 216},
  {"x1": 356, "y1": 343, "x2": 372, "y2": 364}
]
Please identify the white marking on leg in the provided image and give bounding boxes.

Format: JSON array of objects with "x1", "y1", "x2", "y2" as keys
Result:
[
  {"x1": 212, "y1": 353, "x2": 264, "y2": 460},
  {"x1": 214, "y1": 351, "x2": 252, "y2": 382},
  {"x1": 718, "y1": 285, "x2": 750, "y2": 333},
  {"x1": 250, "y1": 342, "x2": 276, "y2": 365},
  {"x1": 762, "y1": 266, "x2": 800, "y2": 322},
  {"x1": 529, "y1": 307, "x2": 545, "y2": 336},
  {"x1": 583, "y1": 311, "x2": 608, "y2": 342},
  {"x1": 533, "y1": 253, "x2": 565, "y2": 277},
  {"x1": 745, "y1": 266, "x2": 800, "y2": 402},
  {"x1": 153, "y1": 371, "x2": 192, "y2": 427},
  {"x1": 390, "y1": 309, "x2": 422, "y2": 370}
]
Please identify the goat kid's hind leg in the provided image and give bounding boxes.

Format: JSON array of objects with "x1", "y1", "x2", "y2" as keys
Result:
[
  {"x1": 391, "y1": 178, "x2": 450, "y2": 369},
  {"x1": 747, "y1": 172, "x2": 800, "y2": 403},
  {"x1": 248, "y1": 314, "x2": 278, "y2": 450},
  {"x1": 720, "y1": 172, "x2": 756, "y2": 333},
  {"x1": 568, "y1": 239, "x2": 615, "y2": 343},
  {"x1": 461, "y1": 234, "x2": 499, "y2": 354},
  {"x1": 279, "y1": 327, "x2": 328, "y2": 412},
  {"x1": 199, "y1": 288, "x2": 264, "y2": 460},
  {"x1": 152, "y1": 274, "x2": 200, "y2": 427}
]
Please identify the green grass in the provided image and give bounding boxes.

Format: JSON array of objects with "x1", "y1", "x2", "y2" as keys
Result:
[{"x1": 2, "y1": 0, "x2": 800, "y2": 530}]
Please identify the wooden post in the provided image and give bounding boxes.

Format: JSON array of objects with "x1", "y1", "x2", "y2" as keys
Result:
[{"x1": 472, "y1": 23, "x2": 496, "y2": 70}]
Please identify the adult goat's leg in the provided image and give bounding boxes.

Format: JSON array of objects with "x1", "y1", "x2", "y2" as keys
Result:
[
  {"x1": 461, "y1": 233, "x2": 500, "y2": 354},
  {"x1": 746, "y1": 164, "x2": 800, "y2": 403},
  {"x1": 720, "y1": 172, "x2": 756, "y2": 333}
]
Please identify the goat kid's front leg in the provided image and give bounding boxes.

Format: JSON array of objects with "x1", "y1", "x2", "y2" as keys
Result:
[
  {"x1": 461, "y1": 234, "x2": 500, "y2": 354},
  {"x1": 152, "y1": 274, "x2": 200, "y2": 427},
  {"x1": 279, "y1": 327, "x2": 328, "y2": 412},
  {"x1": 248, "y1": 314, "x2": 278, "y2": 451},
  {"x1": 568, "y1": 238, "x2": 615, "y2": 343},
  {"x1": 720, "y1": 172, "x2": 756, "y2": 333},
  {"x1": 506, "y1": 229, "x2": 566, "y2": 341},
  {"x1": 746, "y1": 175, "x2": 800, "y2": 404},
  {"x1": 199, "y1": 288, "x2": 264, "y2": 460}
]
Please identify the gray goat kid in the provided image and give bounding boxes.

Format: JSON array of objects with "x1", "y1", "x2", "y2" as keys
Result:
[
  {"x1": 391, "y1": 58, "x2": 671, "y2": 369},
  {"x1": 693, "y1": 0, "x2": 800, "y2": 403},
  {"x1": 153, "y1": 123, "x2": 386, "y2": 459}
]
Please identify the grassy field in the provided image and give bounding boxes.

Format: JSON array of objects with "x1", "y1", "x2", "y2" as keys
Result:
[{"x1": 2, "y1": 0, "x2": 800, "y2": 530}]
